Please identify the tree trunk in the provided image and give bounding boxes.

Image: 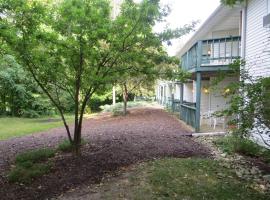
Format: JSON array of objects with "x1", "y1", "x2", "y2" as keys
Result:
[
  {"x1": 73, "y1": 127, "x2": 82, "y2": 155},
  {"x1": 123, "y1": 83, "x2": 128, "y2": 115}
]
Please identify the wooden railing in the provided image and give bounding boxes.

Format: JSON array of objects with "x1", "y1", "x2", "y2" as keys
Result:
[
  {"x1": 180, "y1": 103, "x2": 196, "y2": 128},
  {"x1": 181, "y1": 36, "x2": 241, "y2": 71},
  {"x1": 164, "y1": 97, "x2": 181, "y2": 113}
]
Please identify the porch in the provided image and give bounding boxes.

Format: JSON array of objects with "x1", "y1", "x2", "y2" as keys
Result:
[
  {"x1": 179, "y1": 74, "x2": 238, "y2": 132},
  {"x1": 178, "y1": 35, "x2": 241, "y2": 132}
]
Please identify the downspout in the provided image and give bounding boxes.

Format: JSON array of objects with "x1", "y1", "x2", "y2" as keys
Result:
[{"x1": 240, "y1": 0, "x2": 247, "y2": 60}]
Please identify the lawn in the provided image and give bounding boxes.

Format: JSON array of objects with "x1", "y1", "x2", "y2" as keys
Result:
[
  {"x1": 0, "y1": 115, "x2": 73, "y2": 140},
  {"x1": 148, "y1": 159, "x2": 267, "y2": 199},
  {"x1": 125, "y1": 158, "x2": 268, "y2": 200}
]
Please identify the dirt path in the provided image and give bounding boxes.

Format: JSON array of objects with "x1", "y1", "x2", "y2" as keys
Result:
[{"x1": 0, "y1": 107, "x2": 210, "y2": 200}]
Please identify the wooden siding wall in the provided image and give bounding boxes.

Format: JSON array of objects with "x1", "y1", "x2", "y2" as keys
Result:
[
  {"x1": 246, "y1": 0, "x2": 270, "y2": 77},
  {"x1": 183, "y1": 83, "x2": 194, "y2": 103},
  {"x1": 175, "y1": 84, "x2": 181, "y2": 100}
]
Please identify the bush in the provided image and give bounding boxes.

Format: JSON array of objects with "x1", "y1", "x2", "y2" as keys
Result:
[
  {"x1": 214, "y1": 135, "x2": 270, "y2": 163},
  {"x1": 58, "y1": 139, "x2": 86, "y2": 152},
  {"x1": 100, "y1": 101, "x2": 154, "y2": 113},
  {"x1": 8, "y1": 163, "x2": 52, "y2": 184},
  {"x1": 58, "y1": 140, "x2": 74, "y2": 152},
  {"x1": 15, "y1": 148, "x2": 55, "y2": 164},
  {"x1": 112, "y1": 106, "x2": 124, "y2": 116},
  {"x1": 87, "y1": 93, "x2": 112, "y2": 112},
  {"x1": 8, "y1": 148, "x2": 55, "y2": 184}
]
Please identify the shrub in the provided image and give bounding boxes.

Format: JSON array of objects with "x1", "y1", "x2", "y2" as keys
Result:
[
  {"x1": 58, "y1": 139, "x2": 86, "y2": 152},
  {"x1": 8, "y1": 148, "x2": 55, "y2": 184},
  {"x1": 112, "y1": 106, "x2": 124, "y2": 116},
  {"x1": 214, "y1": 135, "x2": 270, "y2": 163},
  {"x1": 100, "y1": 101, "x2": 153, "y2": 113},
  {"x1": 8, "y1": 163, "x2": 52, "y2": 184},
  {"x1": 87, "y1": 93, "x2": 112, "y2": 112},
  {"x1": 15, "y1": 148, "x2": 55, "y2": 164},
  {"x1": 58, "y1": 140, "x2": 74, "y2": 152}
]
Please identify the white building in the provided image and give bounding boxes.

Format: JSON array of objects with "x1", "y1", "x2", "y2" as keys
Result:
[{"x1": 156, "y1": 0, "x2": 270, "y2": 134}]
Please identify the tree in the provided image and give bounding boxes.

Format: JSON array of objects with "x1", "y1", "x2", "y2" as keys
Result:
[
  {"x1": 0, "y1": 0, "x2": 194, "y2": 154},
  {"x1": 221, "y1": 0, "x2": 245, "y2": 6},
  {"x1": 117, "y1": 52, "x2": 189, "y2": 115},
  {"x1": 0, "y1": 54, "x2": 54, "y2": 117}
]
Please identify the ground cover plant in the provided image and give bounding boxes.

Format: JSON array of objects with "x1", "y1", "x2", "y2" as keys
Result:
[
  {"x1": 215, "y1": 135, "x2": 270, "y2": 163},
  {"x1": 8, "y1": 148, "x2": 55, "y2": 183}
]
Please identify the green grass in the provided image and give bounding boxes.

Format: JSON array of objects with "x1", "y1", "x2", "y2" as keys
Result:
[
  {"x1": 58, "y1": 139, "x2": 74, "y2": 152},
  {"x1": 8, "y1": 163, "x2": 52, "y2": 184},
  {"x1": 0, "y1": 115, "x2": 73, "y2": 140},
  {"x1": 57, "y1": 139, "x2": 87, "y2": 152},
  {"x1": 131, "y1": 158, "x2": 268, "y2": 200},
  {"x1": 15, "y1": 148, "x2": 55, "y2": 164},
  {"x1": 214, "y1": 135, "x2": 270, "y2": 163},
  {"x1": 8, "y1": 148, "x2": 55, "y2": 184}
]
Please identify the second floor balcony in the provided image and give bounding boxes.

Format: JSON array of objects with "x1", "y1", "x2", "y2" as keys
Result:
[{"x1": 181, "y1": 36, "x2": 241, "y2": 72}]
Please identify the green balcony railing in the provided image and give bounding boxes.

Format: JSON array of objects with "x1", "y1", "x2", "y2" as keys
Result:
[
  {"x1": 180, "y1": 103, "x2": 196, "y2": 128},
  {"x1": 181, "y1": 36, "x2": 241, "y2": 71}
]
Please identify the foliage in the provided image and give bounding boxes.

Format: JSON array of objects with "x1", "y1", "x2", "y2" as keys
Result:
[
  {"x1": 215, "y1": 135, "x2": 270, "y2": 163},
  {"x1": 0, "y1": 0, "x2": 193, "y2": 153},
  {"x1": 0, "y1": 115, "x2": 73, "y2": 140},
  {"x1": 221, "y1": 0, "x2": 245, "y2": 6},
  {"x1": 8, "y1": 148, "x2": 55, "y2": 183},
  {"x1": 58, "y1": 139, "x2": 75, "y2": 152},
  {"x1": 211, "y1": 60, "x2": 270, "y2": 146},
  {"x1": 15, "y1": 148, "x2": 55, "y2": 164},
  {"x1": 131, "y1": 158, "x2": 267, "y2": 200},
  {"x1": 0, "y1": 55, "x2": 54, "y2": 117},
  {"x1": 87, "y1": 91, "x2": 112, "y2": 113},
  {"x1": 100, "y1": 101, "x2": 155, "y2": 113},
  {"x1": 8, "y1": 163, "x2": 52, "y2": 184},
  {"x1": 58, "y1": 139, "x2": 86, "y2": 152}
]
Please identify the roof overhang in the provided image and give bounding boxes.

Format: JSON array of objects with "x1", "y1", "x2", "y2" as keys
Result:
[{"x1": 176, "y1": 4, "x2": 242, "y2": 57}]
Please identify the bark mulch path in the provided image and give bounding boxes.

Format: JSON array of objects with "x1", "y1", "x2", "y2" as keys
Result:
[{"x1": 0, "y1": 107, "x2": 210, "y2": 200}]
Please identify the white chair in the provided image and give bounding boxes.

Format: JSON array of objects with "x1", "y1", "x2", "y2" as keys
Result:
[{"x1": 201, "y1": 111, "x2": 226, "y2": 130}]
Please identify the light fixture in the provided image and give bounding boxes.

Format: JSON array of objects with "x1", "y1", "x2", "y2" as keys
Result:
[
  {"x1": 224, "y1": 88, "x2": 230, "y2": 94},
  {"x1": 204, "y1": 88, "x2": 209, "y2": 93}
]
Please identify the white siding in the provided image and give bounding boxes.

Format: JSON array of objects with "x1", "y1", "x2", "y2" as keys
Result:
[
  {"x1": 200, "y1": 81, "x2": 210, "y2": 114},
  {"x1": 209, "y1": 76, "x2": 238, "y2": 113},
  {"x1": 183, "y1": 83, "x2": 194, "y2": 102},
  {"x1": 175, "y1": 84, "x2": 181, "y2": 100},
  {"x1": 268, "y1": 0, "x2": 270, "y2": 13},
  {"x1": 246, "y1": 0, "x2": 270, "y2": 77}
]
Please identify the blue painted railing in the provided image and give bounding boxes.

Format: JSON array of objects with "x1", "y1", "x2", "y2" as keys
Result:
[
  {"x1": 180, "y1": 103, "x2": 196, "y2": 128},
  {"x1": 181, "y1": 36, "x2": 241, "y2": 71}
]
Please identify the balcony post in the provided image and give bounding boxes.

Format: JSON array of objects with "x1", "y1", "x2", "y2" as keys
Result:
[
  {"x1": 195, "y1": 72, "x2": 201, "y2": 132},
  {"x1": 179, "y1": 83, "x2": 184, "y2": 119},
  {"x1": 186, "y1": 52, "x2": 189, "y2": 70},
  {"x1": 180, "y1": 83, "x2": 184, "y2": 104},
  {"x1": 196, "y1": 41, "x2": 202, "y2": 70}
]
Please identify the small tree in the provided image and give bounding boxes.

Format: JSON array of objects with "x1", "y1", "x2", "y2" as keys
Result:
[{"x1": 0, "y1": 0, "x2": 194, "y2": 154}]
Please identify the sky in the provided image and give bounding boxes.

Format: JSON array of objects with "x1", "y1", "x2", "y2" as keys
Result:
[{"x1": 154, "y1": 0, "x2": 221, "y2": 55}]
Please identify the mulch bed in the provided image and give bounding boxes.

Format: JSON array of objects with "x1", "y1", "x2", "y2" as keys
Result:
[{"x1": 0, "y1": 108, "x2": 210, "y2": 200}]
